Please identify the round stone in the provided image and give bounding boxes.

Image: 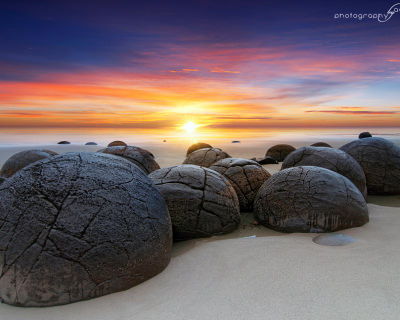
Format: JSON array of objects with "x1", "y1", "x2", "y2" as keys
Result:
[
  {"x1": 310, "y1": 142, "x2": 332, "y2": 148},
  {"x1": 282, "y1": 146, "x2": 367, "y2": 198},
  {"x1": 358, "y1": 132, "x2": 372, "y2": 139},
  {"x1": 0, "y1": 152, "x2": 172, "y2": 307},
  {"x1": 98, "y1": 146, "x2": 160, "y2": 174},
  {"x1": 209, "y1": 158, "x2": 271, "y2": 211},
  {"x1": 265, "y1": 144, "x2": 296, "y2": 162},
  {"x1": 183, "y1": 148, "x2": 231, "y2": 167},
  {"x1": 313, "y1": 233, "x2": 355, "y2": 246},
  {"x1": 149, "y1": 165, "x2": 240, "y2": 240},
  {"x1": 186, "y1": 142, "x2": 212, "y2": 156},
  {"x1": 340, "y1": 137, "x2": 400, "y2": 194},
  {"x1": 57, "y1": 141, "x2": 70, "y2": 145},
  {"x1": 254, "y1": 166, "x2": 369, "y2": 233},
  {"x1": 85, "y1": 142, "x2": 98, "y2": 145},
  {"x1": 107, "y1": 140, "x2": 127, "y2": 147},
  {"x1": 0, "y1": 149, "x2": 58, "y2": 178}
]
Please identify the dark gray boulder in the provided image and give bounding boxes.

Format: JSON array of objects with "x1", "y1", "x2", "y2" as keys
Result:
[
  {"x1": 0, "y1": 152, "x2": 172, "y2": 307},
  {"x1": 340, "y1": 137, "x2": 400, "y2": 194},
  {"x1": 0, "y1": 149, "x2": 58, "y2": 178},
  {"x1": 311, "y1": 142, "x2": 332, "y2": 148},
  {"x1": 0, "y1": 177, "x2": 5, "y2": 185},
  {"x1": 254, "y1": 166, "x2": 369, "y2": 233},
  {"x1": 265, "y1": 144, "x2": 296, "y2": 162},
  {"x1": 282, "y1": 146, "x2": 367, "y2": 198},
  {"x1": 186, "y1": 142, "x2": 212, "y2": 156},
  {"x1": 256, "y1": 156, "x2": 279, "y2": 165},
  {"x1": 85, "y1": 142, "x2": 98, "y2": 145},
  {"x1": 210, "y1": 158, "x2": 271, "y2": 211},
  {"x1": 98, "y1": 146, "x2": 160, "y2": 174},
  {"x1": 107, "y1": 140, "x2": 127, "y2": 147},
  {"x1": 183, "y1": 148, "x2": 231, "y2": 167},
  {"x1": 358, "y1": 132, "x2": 372, "y2": 139},
  {"x1": 57, "y1": 141, "x2": 70, "y2": 145},
  {"x1": 149, "y1": 165, "x2": 240, "y2": 240}
]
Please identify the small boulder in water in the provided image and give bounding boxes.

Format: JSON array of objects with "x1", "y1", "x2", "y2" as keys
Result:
[
  {"x1": 310, "y1": 142, "x2": 332, "y2": 148},
  {"x1": 57, "y1": 141, "x2": 70, "y2": 145},
  {"x1": 85, "y1": 142, "x2": 98, "y2": 145},
  {"x1": 358, "y1": 132, "x2": 372, "y2": 139}
]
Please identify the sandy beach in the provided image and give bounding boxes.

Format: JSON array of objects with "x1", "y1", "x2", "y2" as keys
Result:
[{"x1": 0, "y1": 141, "x2": 400, "y2": 319}]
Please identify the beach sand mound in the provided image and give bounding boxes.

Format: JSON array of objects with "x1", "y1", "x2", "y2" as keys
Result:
[
  {"x1": 254, "y1": 166, "x2": 369, "y2": 233},
  {"x1": 210, "y1": 158, "x2": 271, "y2": 211},
  {"x1": 150, "y1": 165, "x2": 240, "y2": 240},
  {"x1": 183, "y1": 148, "x2": 231, "y2": 167},
  {"x1": 0, "y1": 152, "x2": 172, "y2": 307}
]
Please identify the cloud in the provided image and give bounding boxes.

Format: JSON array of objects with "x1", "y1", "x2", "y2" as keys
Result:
[{"x1": 305, "y1": 110, "x2": 399, "y2": 115}]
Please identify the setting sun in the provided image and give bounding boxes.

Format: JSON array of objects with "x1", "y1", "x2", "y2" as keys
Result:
[{"x1": 182, "y1": 121, "x2": 197, "y2": 133}]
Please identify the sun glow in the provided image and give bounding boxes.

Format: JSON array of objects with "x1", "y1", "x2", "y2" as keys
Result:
[{"x1": 182, "y1": 121, "x2": 197, "y2": 133}]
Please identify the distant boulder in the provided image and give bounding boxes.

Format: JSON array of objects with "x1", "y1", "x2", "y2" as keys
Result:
[
  {"x1": 0, "y1": 149, "x2": 58, "y2": 178},
  {"x1": 183, "y1": 147, "x2": 231, "y2": 167},
  {"x1": 358, "y1": 132, "x2": 372, "y2": 139},
  {"x1": 57, "y1": 141, "x2": 70, "y2": 145},
  {"x1": 231, "y1": 140, "x2": 241, "y2": 143},
  {"x1": 265, "y1": 144, "x2": 296, "y2": 162},
  {"x1": 310, "y1": 142, "x2": 332, "y2": 148},
  {"x1": 85, "y1": 142, "x2": 98, "y2": 145},
  {"x1": 107, "y1": 140, "x2": 127, "y2": 147},
  {"x1": 186, "y1": 142, "x2": 212, "y2": 156}
]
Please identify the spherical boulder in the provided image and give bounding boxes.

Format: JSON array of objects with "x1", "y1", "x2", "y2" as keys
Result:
[
  {"x1": 85, "y1": 142, "x2": 98, "y2": 145},
  {"x1": 210, "y1": 158, "x2": 271, "y2": 211},
  {"x1": 149, "y1": 165, "x2": 240, "y2": 240},
  {"x1": 311, "y1": 142, "x2": 332, "y2": 148},
  {"x1": 183, "y1": 148, "x2": 231, "y2": 167},
  {"x1": 57, "y1": 141, "x2": 70, "y2": 145},
  {"x1": 254, "y1": 166, "x2": 369, "y2": 233},
  {"x1": 256, "y1": 156, "x2": 279, "y2": 165},
  {"x1": 340, "y1": 137, "x2": 400, "y2": 194},
  {"x1": 282, "y1": 146, "x2": 367, "y2": 198},
  {"x1": 186, "y1": 142, "x2": 212, "y2": 156},
  {"x1": 108, "y1": 140, "x2": 127, "y2": 147},
  {"x1": 98, "y1": 146, "x2": 160, "y2": 174},
  {"x1": 265, "y1": 144, "x2": 296, "y2": 162},
  {"x1": 358, "y1": 132, "x2": 372, "y2": 139},
  {"x1": 0, "y1": 149, "x2": 58, "y2": 178},
  {"x1": 0, "y1": 152, "x2": 172, "y2": 307}
]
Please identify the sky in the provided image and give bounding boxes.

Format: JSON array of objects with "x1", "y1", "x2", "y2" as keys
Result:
[{"x1": 1, "y1": 0, "x2": 400, "y2": 137}]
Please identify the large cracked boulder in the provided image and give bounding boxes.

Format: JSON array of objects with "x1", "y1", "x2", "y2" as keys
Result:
[
  {"x1": 210, "y1": 158, "x2": 271, "y2": 211},
  {"x1": 281, "y1": 146, "x2": 367, "y2": 198},
  {"x1": 0, "y1": 149, "x2": 58, "y2": 178},
  {"x1": 0, "y1": 152, "x2": 172, "y2": 307},
  {"x1": 149, "y1": 165, "x2": 240, "y2": 240},
  {"x1": 254, "y1": 166, "x2": 369, "y2": 233},
  {"x1": 98, "y1": 146, "x2": 160, "y2": 174},
  {"x1": 340, "y1": 137, "x2": 400, "y2": 194},
  {"x1": 186, "y1": 142, "x2": 212, "y2": 156},
  {"x1": 108, "y1": 140, "x2": 127, "y2": 147},
  {"x1": 265, "y1": 144, "x2": 296, "y2": 162},
  {"x1": 183, "y1": 148, "x2": 231, "y2": 167}
]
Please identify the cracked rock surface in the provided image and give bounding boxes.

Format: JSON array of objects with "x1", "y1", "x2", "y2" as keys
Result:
[
  {"x1": 254, "y1": 166, "x2": 369, "y2": 233},
  {"x1": 340, "y1": 137, "x2": 400, "y2": 195},
  {"x1": 183, "y1": 148, "x2": 231, "y2": 167},
  {"x1": 186, "y1": 142, "x2": 212, "y2": 156},
  {"x1": 265, "y1": 144, "x2": 296, "y2": 162},
  {"x1": 0, "y1": 152, "x2": 172, "y2": 307},
  {"x1": 209, "y1": 158, "x2": 271, "y2": 211},
  {"x1": 282, "y1": 146, "x2": 367, "y2": 198},
  {"x1": 98, "y1": 146, "x2": 160, "y2": 174},
  {"x1": 149, "y1": 165, "x2": 240, "y2": 240},
  {"x1": 0, "y1": 149, "x2": 58, "y2": 178}
]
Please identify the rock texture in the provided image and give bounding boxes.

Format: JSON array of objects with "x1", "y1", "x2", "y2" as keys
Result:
[
  {"x1": 256, "y1": 156, "x2": 279, "y2": 165},
  {"x1": 85, "y1": 142, "x2": 98, "y2": 145},
  {"x1": 282, "y1": 146, "x2": 367, "y2": 198},
  {"x1": 340, "y1": 137, "x2": 400, "y2": 194},
  {"x1": 98, "y1": 146, "x2": 160, "y2": 174},
  {"x1": 265, "y1": 144, "x2": 296, "y2": 162},
  {"x1": 57, "y1": 141, "x2": 70, "y2": 145},
  {"x1": 0, "y1": 149, "x2": 58, "y2": 178},
  {"x1": 358, "y1": 132, "x2": 372, "y2": 139},
  {"x1": 186, "y1": 142, "x2": 212, "y2": 156},
  {"x1": 0, "y1": 152, "x2": 172, "y2": 307},
  {"x1": 107, "y1": 140, "x2": 127, "y2": 147},
  {"x1": 183, "y1": 148, "x2": 231, "y2": 167},
  {"x1": 254, "y1": 166, "x2": 369, "y2": 233},
  {"x1": 311, "y1": 142, "x2": 332, "y2": 148},
  {"x1": 210, "y1": 158, "x2": 271, "y2": 211},
  {"x1": 149, "y1": 165, "x2": 240, "y2": 240}
]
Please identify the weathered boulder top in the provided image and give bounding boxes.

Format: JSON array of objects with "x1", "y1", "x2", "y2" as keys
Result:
[
  {"x1": 0, "y1": 149, "x2": 58, "y2": 178},
  {"x1": 254, "y1": 166, "x2": 369, "y2": 233},
  {"x1": 97, "y1": 145, "x2": 160, "y2": 174},
  {"x1": 340, "y1": 137, "x2": 400, "y2": 195},
  {"x1": 0, "y1": 152, "x2": 172, "y2": 307},
  {"x1": 183, "y1": 147, "x2": 231, "y2": 167},
  {"x1": 358, "y1": 132, "x2": 372, "y2": 139},
  {"x1": 265, "y1": 144, "x2": 296, "y2": 162},
  {"x1": 281, "y1": 146, "x2": 367, "y2": 198},
  {"x1": 107, "y1": 140, "x2": 127, "y2": 147},
  {"x1": 186, "y1": 142, "x2": 212, "y2": 156},
  {"x1": 310, "y1": 142, "x2": 332, "y2": 148},
  {"x1": 149, "y1": 164, "x2": 240, "y2": 240}
]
